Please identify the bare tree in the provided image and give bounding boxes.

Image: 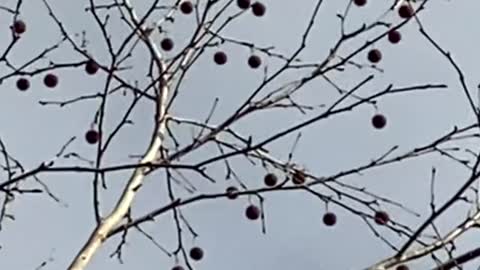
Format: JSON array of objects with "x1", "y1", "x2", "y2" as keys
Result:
[{"x1": 0, "y1": 0, "x2": 478, "y2": 269}]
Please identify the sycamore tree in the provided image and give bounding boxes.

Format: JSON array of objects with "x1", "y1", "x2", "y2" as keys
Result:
[{"x1": 0, "y1": 0, "x2": 478, "y2": 269}]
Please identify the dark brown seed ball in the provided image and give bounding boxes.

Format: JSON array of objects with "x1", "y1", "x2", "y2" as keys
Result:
[
  {"x1": 245, "y1": 205, "x2": 260, "y2": 220},
  {"x1": 161, "y1": 38, "x2": 174, "y2": 51},
  {"x1": 292, "y1": 170, "x2": 306, "y2": 185},
  {"x1": 226, "y1": 186, "x2": 239, "y2": 200},
  {"x1": 237, "y1": 0, "x2": 251, "y2": 9},
  {"x1": 180, "y1": 1, "x2": 193, "y2": 14},
  {"x1": 396, "y1": 265, "x2": 409, "y2": 270},
  {"x1": 248, "y1": 55, "x2": 261, "y2": 69},
  {"x1": 85, "y1": 59, "x2": 99, "y2": 75},
  {"x1": 251, "y1": 2, "x2": 266, "y2": 17},
  {"x1": 13, "y1": 20, "x2": 26, "y2": 34},
  {"x1": 43, "y1": 73, "x2": 58, "y2": 88},
  {"x1": 214, "y1": 51, "x2": 227, "y2": 65},
  {"x1": 371, "y1": 114, "x2": 387, "y2": 129},
  {"x1": 16, "y1": 78, "x2": 30, "y2": 91},
  {"x1": 388, "y1": 30, "x2": 402, "y2": 44},
  {"x1": 367, "y1": 49, "x2": 382, "y2": 63},
  {"x1": 264, "y1": 173, "x2": 278, "y2": 187},
  {"x1": 374, "y1": 210, "x2": 390, "y2": 225},
  {"x1": 85, "y1": 130, "x2": 100, "y2": 144},
  {"x1": 189, "y1": 247, "x2": 204, "y2": 261},
  {"x1": 353, "y1": 0, "x2": 367, "y2": 7},
  {"x1": 323, "y1": 212, "x2": 337, "y2": 226},
  {"x1": 398, "y1": 4, "x2": 414, "y2": 18}
]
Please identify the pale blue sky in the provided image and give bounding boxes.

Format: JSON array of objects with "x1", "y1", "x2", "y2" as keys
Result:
[{"x1": 0, "y1": 0, "x2": 480, "y2": 269}]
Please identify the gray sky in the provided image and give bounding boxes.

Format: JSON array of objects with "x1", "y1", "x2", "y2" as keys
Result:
[{"x1": 1, "y1": 0, "x2": 480, "y2": 269}]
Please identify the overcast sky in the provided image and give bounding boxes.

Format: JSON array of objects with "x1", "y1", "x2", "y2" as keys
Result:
[{"x1": 1, "y1": 0, "x2": 480, "y2": 270}]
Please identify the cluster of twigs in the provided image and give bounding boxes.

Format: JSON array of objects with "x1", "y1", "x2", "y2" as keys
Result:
[{"x1": 0, "y1": 0, "x2": 478, "y2": 270}]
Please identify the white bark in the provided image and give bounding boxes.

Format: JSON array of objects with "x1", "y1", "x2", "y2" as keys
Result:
[
  {"x1": 365, "y1": 210, "x2": 480, "y2": 270},
  {"x1": 67, "y1": 1, "x2": 168, "y2": 269}
]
